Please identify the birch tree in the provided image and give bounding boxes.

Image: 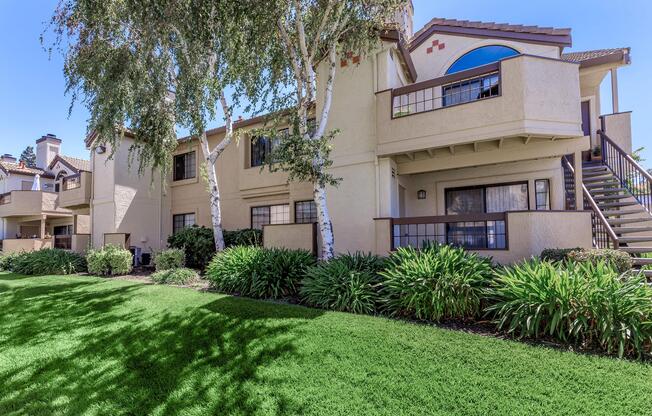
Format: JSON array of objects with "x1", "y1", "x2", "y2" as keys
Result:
[
  {"x1": 49, "y1": 0, "x2": 281, "y2": 251},
  {"x1": 262, "y1": 0, "x2": 406, "y2": 259}
]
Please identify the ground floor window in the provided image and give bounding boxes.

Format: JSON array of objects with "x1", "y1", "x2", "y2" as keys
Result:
[
  {"x1": 295, "y1": 200, "x2": 318, "y2": 224},
  {"x1": 251, "y1": 204, "x2": 290, "y2": 230},
  {"x1": 173, "y1": 213, "x2": 196, "y2": 234},
  {"x1": 53, "y1": 225, "x2": 73, "y2": 250},
  {"x1": 444, "y1": 182, "x2": 527, "y2": 249},
  {"x1": 535, "y1": 179, "x2": 551, "y2": 210}
]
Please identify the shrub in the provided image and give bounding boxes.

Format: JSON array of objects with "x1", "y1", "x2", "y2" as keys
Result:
[
  {"x1": 301, "y1": 253, "x2": 386, "y2": 314},
  {"x1": 487, "y1": 259, "x2": 652, "y2": 358},
  {"x1": 380, "y1": 244, "x2": 494, "y2": 322},
  {"x1": 0, "y1": 252, "x2": 20, "y2": 271},
  {"x1": 154, "y1": 248, "x2": 185, "y2": 271},
  {"x1": 206, "y1": 246, "x2": 316, "y2": 299},
  {"x1": 86, "y1": 245, "x2": 133, "y2": 276},
  {"x1": 167, "y1": 226, "x2": 215, "y2": 271},
  {"x1": 540, "y1": 248, "x2": 580, "y2": 263},
  {"x1": 224, "y1": 229, "x2": 262, "y2": 248},
  {"x1": 10, "y1": 249, "x2": 86, "y2": 275},
  {"x1": 568, "y1": 248, "x2": 633, "y2": 274},
  {"x1": 151, "y1": 267, "x2": 199, "y2": 285}
]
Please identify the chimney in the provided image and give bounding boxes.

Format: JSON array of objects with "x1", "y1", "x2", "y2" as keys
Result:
[
  {"x1": 0, "y1": 154, "x2": 16, "y2": 163},
  {"x1": 36, "y1": 133, "x2": 62, "y2": 169},
  {"x1": 391, "y1": 1, "x2": 414, "y2": 38}
]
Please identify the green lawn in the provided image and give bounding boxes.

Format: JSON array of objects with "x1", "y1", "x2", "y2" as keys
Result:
[{"x1": 1, "y1": 273, "x2": 651, "y2": 416}]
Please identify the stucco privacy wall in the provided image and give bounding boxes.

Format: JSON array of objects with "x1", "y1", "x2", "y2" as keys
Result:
[
  {"x1": 410, "y1": 33, "x2": 560, "y2": 82},
  {"x1": 2, "y1": 238, "x2": 53, "y2": 254},
  {"x1": 602, "y1": 112, "x2": 632, "y2": 154},
  {"x1": 263, "y1": 223, "x2": 316, "y2": 253}
]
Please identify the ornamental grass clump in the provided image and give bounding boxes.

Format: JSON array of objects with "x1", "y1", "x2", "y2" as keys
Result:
[
  {"x1": 487, "y1": 259, "x2": 652, "y2": 358},
  {"x1": 301, "y1": 252, "x2": 386, "y2": 314},
  {"x1": 9, "y1": 249, "x2": 86, "y2": 275},
  {"x1": 380, "y1": 244, "x2": 494, "y2": 322},
  {"x1": 206, "y1": 246, "x2": 316, "y2": 299},
  {"x1": 154, "y1": 249, "x2": 185, "y2": 271}
]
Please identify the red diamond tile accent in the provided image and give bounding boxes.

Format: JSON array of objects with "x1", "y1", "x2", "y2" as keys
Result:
[
  {"x1": 426, "y1": 47, "x2": 433, "y2": 54},
  {"x1": 340, "y1": 59, "x2": 348, "y2": 67},
  {"x1": 432, "y1": 39, "x2": 439, "y2": 47},
  {"x1": 352, "y1": 55, "x2": 360, "y2": 64},
  {"x1": 438, "y1": 43, "x2": 446, "y2": 50}
]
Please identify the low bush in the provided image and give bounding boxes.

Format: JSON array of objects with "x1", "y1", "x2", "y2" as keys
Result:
[
  {"x1": 487, "y1": 259, "x2": 652, "y2": 358},
  {"x1": 540, "y1": 248, "x2": 580, "y2": 263},
  {"x1": 206, "y1": 246, "x2": 316, "y2": 299},
  {"x1": 10, "y1": 249, "x2": 86, "y2": 275},
  {"x1": 154, "y1": 249, "x2": 185, "y2": 271},
  {"x1": 167, "y1": 226, "x2": 215, "y2": 271},
  {"x1": 86, "y1": 245, "x2": 133, "y2": 276},
  {"x1": 380, "y1": 244, "x2": 494, "y2": 322},
  {"x1": 567, "y1": 248, "x2": 633, "y2": 273},
  {"x1": 224, "y1": 229, "x2": 262, "y2": 248},
  {"x1": 151, "y1": 267, "x2": 199, "y2": 285},
  {"x1": 301, "y1": 252, "x2": 386, "y2": 314},
  {"x1": 0, "y1": 252, "x2": 20, "y2": 271}
]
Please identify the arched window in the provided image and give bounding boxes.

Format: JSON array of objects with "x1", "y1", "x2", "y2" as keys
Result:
[{"x1": 446, "y1": 45, "x2": 519, "y2": 75}]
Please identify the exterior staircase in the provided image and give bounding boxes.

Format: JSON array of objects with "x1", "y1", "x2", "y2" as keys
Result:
[{"x1": 565, "y1": 131, "x2": 652, "y2": 277}]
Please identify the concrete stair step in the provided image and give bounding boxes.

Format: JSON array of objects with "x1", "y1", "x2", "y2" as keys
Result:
[
  {"x1": 602, "y1": 208, "x2": 649, "y2": 216},
  {"x1": 632, "y1": 257, "x2": 652, "y2": 266},
  {"x1": 583, "y1": 175, "x2": 616, "y2": 183},
  {"x1": 592, "y1": 194, "x2": 630, "y2": 201},
  {"x1": 583, "y1": 169, "x2": 611, "y2": 177},
  {"x1": 613, "y1": 226, "x2": 652, "y2": 234},
  {"x1": 619, "y1": 236, "x2": 652, "y2": 244},
  {"x1": 597, "y1": 201, "x2": 639, "y2": 209},
  {"x1": 582, "y1": 164, "x2": 608, "y2": 171},
  {"x1": 620, "y1": 247, "x2": 652, "y2": 254},
  {"x1": 608, "y1": 217, "x2": 652, "y2": 226},
  {"x1": 585, "y1": 181, "x2": 621, "y2": 189},
  {"x1": 589, "y1": 187, "x2": 628, "y2": 194}
]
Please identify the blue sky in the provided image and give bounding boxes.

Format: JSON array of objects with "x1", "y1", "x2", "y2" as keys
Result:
[{"x1": 1, "y1": 0, "x2": 651, "y2": 166}]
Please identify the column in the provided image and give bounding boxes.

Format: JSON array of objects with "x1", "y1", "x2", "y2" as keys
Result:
[
  {"x1": 573, "y1": 151, "x2": 583, "y2": 211},
  {"x1": 611, "y1": 68, "x2": 619, "y2": 114},
  {"x1": 39, "y1": 216, "x2": 46, "y2": 239}
]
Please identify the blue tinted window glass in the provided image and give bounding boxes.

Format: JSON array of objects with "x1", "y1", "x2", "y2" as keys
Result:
[{"x1": 446, "y1": 46, "x2": 519, "y2": 74}]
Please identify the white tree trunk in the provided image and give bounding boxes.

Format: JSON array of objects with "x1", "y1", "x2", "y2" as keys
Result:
[
  {"x1": 313, "y1": 183, "x2": 334, "y2": 259},
  {"x1": 199, "y1": 135, "x2": 226, "y2": 251}
]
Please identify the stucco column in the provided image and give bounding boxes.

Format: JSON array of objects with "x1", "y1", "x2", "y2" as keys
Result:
[
  {"x1": 39, "y1": 216, "x2": 46, "y2": 239},
  {"x1": 377, "y1": 157, "x2": 398, "y2": 218},
  {"x1": 573, "y1": 151, "x2": 583, "y2": 211},
  {"x1": 610, "y1": 68, "x2": 619, "y2": 114}
]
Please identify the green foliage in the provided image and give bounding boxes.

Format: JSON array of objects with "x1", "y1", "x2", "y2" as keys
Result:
[
  {"x1": 206, "y1": 246, "x2": 316, "y2": 299},
  {"x1": 380, "y1": 244, "x2": 494, "y2": 322},
  {"x1": 540, "y1": 248, "x2": 580, "y2": 263},
  {"x1": 223, "y1": 229, "x2": 262, "y2": 248},
  {"x1": 0, "y1": 252, "x2": 20, "y2": 271},
  {"x1": 301, "y1": 253, "x2": 386, "y2": 314},
  {"x1": 19, "y1": 146, "x2": 37, "y2": 168},
  {"x1": 10, "y1": 249, "x2": 86, "y2": 276},
  {"x1": 86, "y1": 245, "x2": 133, "y2": 276},
  {"x1": 167, "y1": 226, "x2": 215, "y2": 271},
  {"x1": 154, "y1": 249, "x2": 185, "y2": 271},
  {"x1": 567, "y1": 248, "x2": 633, "y2": 273},
  {"x1": 487, "y1": 259, "x2": 652, "y2": 357},
  {"x1": 151, "y1": 267, "x2": 199, "y2": 285}
]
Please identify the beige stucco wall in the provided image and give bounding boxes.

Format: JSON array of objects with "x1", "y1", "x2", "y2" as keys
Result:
[
  {"x1": 71, "y1": 234, "x2": 91, "y2": 253},
  {"x1": 263, "y1": 223, "x2": 316, "y2": 253},
  {"x1": 2, "y1": 238, "x2": 53, "y2": 254},
  {"x1": 377, "y1": 55, "x2": 584, "y2": 157},
  {"x1": 59, "y1": 171, "x2": 92, "y2": 209},
  {"x1": 601, "y1": 112, "x2": 632, "y2": 154}
]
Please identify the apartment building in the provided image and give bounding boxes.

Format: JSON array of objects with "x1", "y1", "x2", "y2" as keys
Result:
[
  {"x1": 6, "y1": 7, "x2": 648, "y2": 265},
  {"x1": 0, "y1": 134, "x2": 91, "y2": 253}
]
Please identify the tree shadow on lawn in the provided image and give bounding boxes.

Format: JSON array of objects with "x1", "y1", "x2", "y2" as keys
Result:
[{"x1": 0, "y1": 276, "x2": 323, "y2": 415}]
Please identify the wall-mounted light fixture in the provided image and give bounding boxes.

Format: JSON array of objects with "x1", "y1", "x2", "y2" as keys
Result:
[
  {"x1": 417, "y1": 189, "x2": 426, "y2": 200},
  {"x1": 95, "y1": 145, "x2": 107, "y2": 154}
]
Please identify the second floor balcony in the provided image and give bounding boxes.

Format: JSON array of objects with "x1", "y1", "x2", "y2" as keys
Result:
[
  {"x1": 59, "y1": 171, "x2": 92, "y2": 209},
  {"x1": 0, "y1": 190, "x2": 71, "y2": 218},
  {"x1": 375, "y1": 54, "x2": 585, "y2": 157}
]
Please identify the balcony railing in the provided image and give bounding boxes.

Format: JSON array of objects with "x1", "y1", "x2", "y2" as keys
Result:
[
  {"x1": 391, "y1": 213, "x2": 507, "y2": 250},
  {"x1": 0, "y1": 193, "x2": 11, "y2": 205},
  {"x1": 391, "y1": 62, "x2": 500, "y2": 119},
  {"x1": 59, "y1": 171, "x2": 91, "y2": 208},
  {"x1": 63, "y1": 173, "x2": 82, "y2": 190}
]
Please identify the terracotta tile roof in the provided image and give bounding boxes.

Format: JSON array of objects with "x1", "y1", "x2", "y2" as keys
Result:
[
  {"x1": 0, "y1": 161, "x2": 54, "y2": 178},
  {"x1": 60, "y1": 155, "x2": 91, "y2": 172},
  {"x1": 410, "y1": 17, "x2": 572, "y2": 50},
  {"x1": 561, "y1": 48, "x2": 631, "y2": 67}
]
